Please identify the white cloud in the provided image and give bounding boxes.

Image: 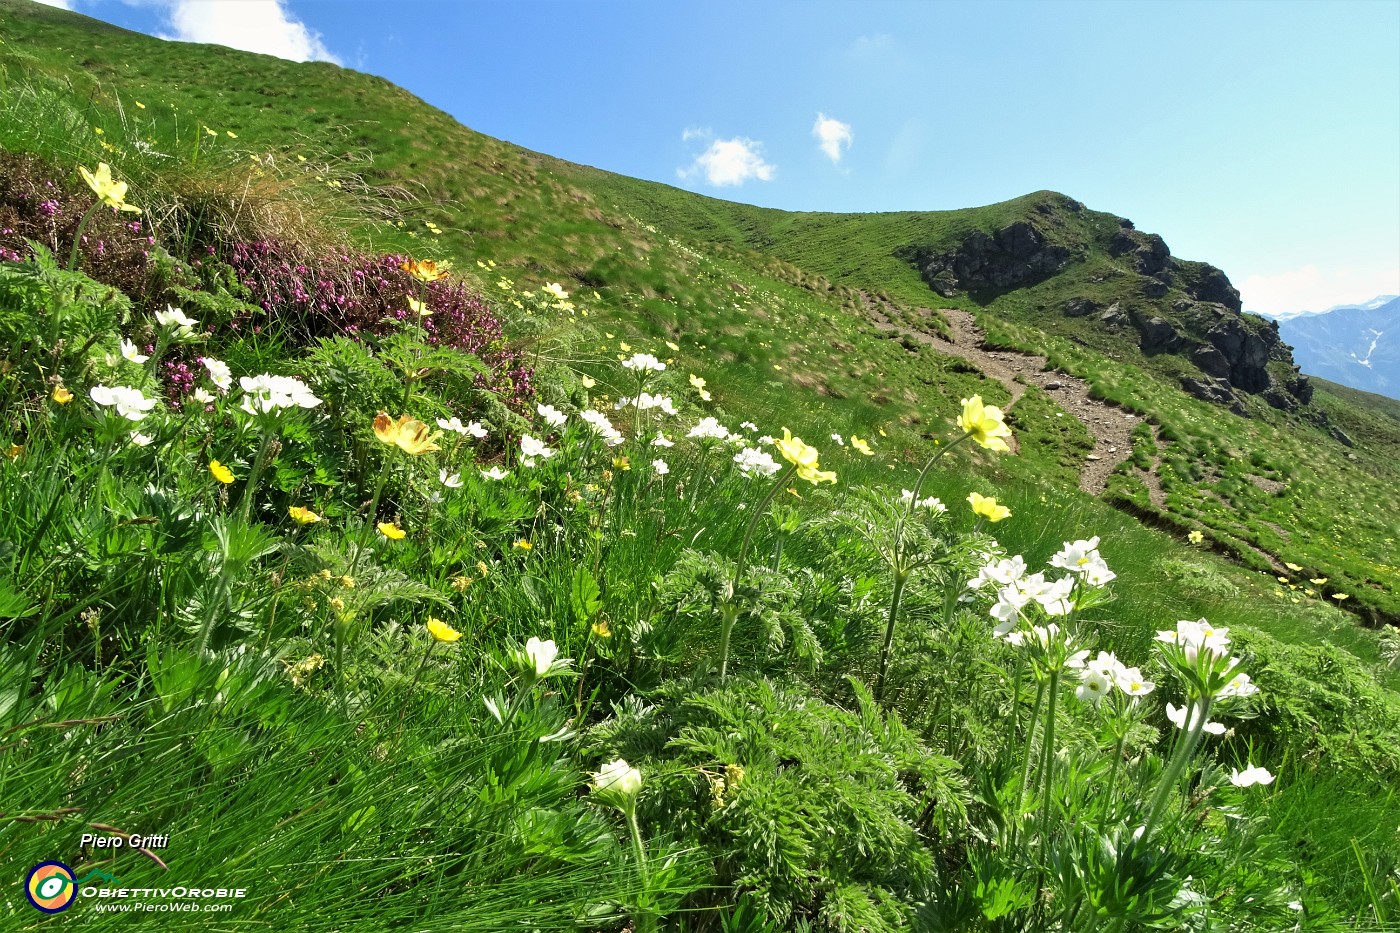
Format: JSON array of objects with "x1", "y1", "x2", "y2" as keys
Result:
[
  {"x1": 31, "y1": 0, "x2": 75, "y2": 8},
  {"x1": 812, "y1": 112, "x2": 852, "y2": 163},
  {"x1": 678, "y1": 137, "x2": 775, "y2": 187},
  {"x1": 681, "y1": 126, "x2": 711, "y2": 142},
  {"x1": 157, "y1": 0, "x2": 341, "y2": 64},
  {"x1": 1239, "y1": 263, "x2": 1400, "y2": 316}
]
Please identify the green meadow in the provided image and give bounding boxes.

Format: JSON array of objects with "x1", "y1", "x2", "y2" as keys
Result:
[{"x1": 1, "y1": 2, "x2": 1397, "y2": 929}]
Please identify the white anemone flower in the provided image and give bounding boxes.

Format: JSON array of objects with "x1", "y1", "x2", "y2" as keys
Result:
[
  {"x1": 651, "y1": 458, "x2": 670, "y2": 475},
  {"x1": 592, "y1": 758, "x2": 643, "y2": 800},
  {"x1": 1075, "y1": 668, "x2": 1112, "y2": 704},
  {"x1": 519, "y1": 434, "x2": 555, "y2": 460},
  {"x1": 90, "y1": 384, "x2": 157, "y2": 421},
  {"x1": 238, "y1": 374, "x2": 321, "y2": 415},
  {"x1": 536, "y1": 403, "x2": 567, "y2": 428},
  {"x1": 1230, "y1": 763, "x2": 1275, "y2": 787},
  {"x1": 439, "y1": 469, "x2": 464, "y2": 489},
  {"x1": 524, "y1": 636, "x2": 560, "y2": 677},
  {"x1": 480, "y1": 466, "x2": 509, "y2": 480},
  {"x1": 120, "y1": 338, "x2": 149, "y2": 364},
  {"x1": 201, "y1": 357, "x2": 233, "y2": 392},
  {"x1": 154, "y1": 305, "x2": 197, "y2": 337},
  {"x1": 621, "y1": 352, "x2": 665, "y2": 372}
]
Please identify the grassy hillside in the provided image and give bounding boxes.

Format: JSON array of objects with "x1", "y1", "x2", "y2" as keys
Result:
[{"x1": 2, "y1": 2, "x2": 1398, "y2": 929}]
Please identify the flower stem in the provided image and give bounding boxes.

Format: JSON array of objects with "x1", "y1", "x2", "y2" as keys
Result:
[
  {"x1": 719, "y1": 462, "x2": 797, "y2": 683},
  {"x1": 906, "y1": 431, "x2": 973, "y2": 515},
  {"x1": 1099, "y1": 732, "x2": 1127, "y2": 835},
  {"x1": 1038, "y1": 669, "x2": 1061, "y2": 845},
  {"x1": 238, "y1": 429, "x2": 276, "y2": 524},
  {"x1": 66, "y1": 203, "x2": 101, "y2": 271},
  {"x1": 874, "y1": 568, "x2": 910, "y2": 703},
  {"x1": 1141, "y1": 696, "x2": 1214, "y2": 840}
]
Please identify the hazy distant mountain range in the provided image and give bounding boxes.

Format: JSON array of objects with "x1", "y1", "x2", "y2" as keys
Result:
[{"x1": 1261, "y1": 296, "x2": 1398, "y2": 399}]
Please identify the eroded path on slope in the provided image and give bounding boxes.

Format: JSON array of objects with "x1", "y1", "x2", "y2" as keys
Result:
[{"x1": 862, "y1": 296, "x2": 1138, "y2": 495}]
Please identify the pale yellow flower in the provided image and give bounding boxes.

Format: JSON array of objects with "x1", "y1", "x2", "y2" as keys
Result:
[
  {"x1": 400, "y1": 258, "x2": 448, "y2": 282},
  {"x1": 850, "y1": 436, "x2": 874, "y2": 456},
  {"x1": 775, "y1": 428, "x2": 836, "y2": 485},
  {"x1": 408, "y1": 297, "x2": 431, "y2": 317},
  {"x1": 78, "y1": 162, "x2": 141, "y2": 214},
  {"x1": 967, "y1": 492, "x2": 1011, "y2": 522},
  {"x1": 373, "y1": 411, "x2": 441, "y2": 455},
  {"x1": 957, "y1": 395, "x2": 1012, "y2": 452}
]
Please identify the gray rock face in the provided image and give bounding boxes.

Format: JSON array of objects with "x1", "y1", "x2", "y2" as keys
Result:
[
  {"x1": 1138, "y1": 316, "x2": 1181, "y2": 354},
  {"x1": 899, "y1": 220, "x2": 1073, "y2": 295},
  {"x1": 1191, "y1": 345, "x2": 1232, "y2": 378},
  {"x1": 1064, "y1": 297, "x2": 1101, "y2": 317}
]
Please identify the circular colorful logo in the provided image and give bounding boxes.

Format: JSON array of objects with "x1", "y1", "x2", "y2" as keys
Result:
[{"x1": 25, "y1": 861, "x2": 77, "y2": 913}]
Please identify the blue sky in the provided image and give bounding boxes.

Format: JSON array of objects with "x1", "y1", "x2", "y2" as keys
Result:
[{"x1": 36, "y1": 0, "x2": 1400, "y2": 315}]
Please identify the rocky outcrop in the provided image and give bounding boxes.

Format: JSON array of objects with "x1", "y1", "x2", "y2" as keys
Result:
[
  {"x1": 897, "y1": 219, "x2": 1074, "y2": 297},
  {"x1": 897, "y1": 198, "x2": 1311, "y2": 417}
]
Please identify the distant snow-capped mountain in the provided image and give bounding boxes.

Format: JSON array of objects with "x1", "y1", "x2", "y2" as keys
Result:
[
  {"x1": 1269, "y1": 296, "x2": 1399, "y2": 399},
  {"x1": 1257, "y1": 294, "x2": 1399, "y2": 322}
]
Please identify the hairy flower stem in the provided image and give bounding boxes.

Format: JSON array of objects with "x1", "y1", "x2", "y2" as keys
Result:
[
  {"x1": 874, "y1": 568, "x2": 910, "y2": 703},
  {"x1": 1037, "y1": 669, "x2": 1062, "y2": 845},
  {"x1": 718, "y1": 462, "x2": 797, "y2": 683},
  {"x1": 347, "y1": 456, "x2": 393, "y2": 579},
  {"x1": 1141, "y1": 696, "x2": 1214, "y2": 839},
  {"x1": 66, "y1": 202, "x2": 102, "y2": 271},
  {"x1": 238, "y1": 430, "x2": 276, "y2": 524},
  {"x1": 906, "y1": 431, "x2": 973, "y2": 514},
  {"x1": 625, "y1": 804, "x2": 655, "y2": 933},
  {"x1": 1099, "y1": 733, "x2": 1127, "y2": 834},
  {"x1": 1013, "y1": 676, "x2": 1047, "y2": 846}
]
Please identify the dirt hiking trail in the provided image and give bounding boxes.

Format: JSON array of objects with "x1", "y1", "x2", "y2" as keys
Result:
[{"x1": 862, "y1": 295, "x2": 1138, "y2": 496}]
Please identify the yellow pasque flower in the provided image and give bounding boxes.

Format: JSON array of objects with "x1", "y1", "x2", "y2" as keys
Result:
[
  {"x1": 408, "y1": 297, "x2": 432, "y2": 317},
  {"x1": 378, "y1": 521, "x2": 406, "y2": 540},
  {"x1": 400, "y1": 258, "x2": 448, "y2": 282},
  {"x1": 956, "y1": 395, "x2": 1012, "y2": 452},
  {"x1": 288, "y1": 506, "x2": 321, "y2": 524},
  {"x1": 967, "y1": 492, "x2": 1011, "y2": 522},
  {"x1": 850, "y1": 436, "x2": 874, "y2": 456},
  {"x1": 1331, "y1": 593, "x2": 1349, "y2": 601},
  {"x1": 78, "y1": 162, "x2": 141, "y2": 214},
  {"x1": 51, "y1": 385, "x2": 74, "y2": 405},
  {"x1": 373, "y1": 411, "x2": 441, "y2": 455},
  {"x1": 1310, "y1": 577, "x2": 1328, "y2": 586},
  {"x1": 775, "y1": 428, "x2": 837, "y2": 485},
  {"x1": 1188, "y1": 530, "x2": 1205, "y2": 545},
  {"x1": 580, "y1": 375, "x2": 596, "y2": 388},
  {"x1": 209, "y1": 460, "x2": 235, "y2": 484},
  {"x1": 1285, "y1": 562, "x2": 1303, "y2": 572},
  {"x1": 591, "y1": 619, "x2": 612, "y2": 638},
  {"x1": 513, "y1": 539, "x2": 533, "y2": 551},
  {"x1": 426, "y1": 617, "x2": 462, "y2": 643}
]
